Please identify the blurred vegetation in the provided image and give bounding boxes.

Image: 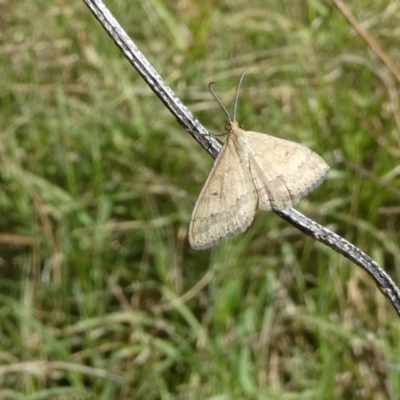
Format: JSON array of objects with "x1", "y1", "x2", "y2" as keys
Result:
[{"x1": 1, "y1": 0, "x2": 400, "y2": 398}]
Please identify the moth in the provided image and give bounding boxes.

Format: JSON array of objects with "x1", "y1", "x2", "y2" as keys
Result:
[{"x1": 189, "y1": 70, "x2": 329, "y2": 250}]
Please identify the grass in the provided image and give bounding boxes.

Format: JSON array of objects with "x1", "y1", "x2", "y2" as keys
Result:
[{"x1": 1, "y1": 0, "x2": 400, "y2": 398}]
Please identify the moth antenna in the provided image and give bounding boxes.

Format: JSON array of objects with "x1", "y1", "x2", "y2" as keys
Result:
[
  {"x1": 209, "y1": 82, "x2": 231, "y2": 122},
  {"x1": 233, "y1": 65, "x2": 256, "y2": 122}
]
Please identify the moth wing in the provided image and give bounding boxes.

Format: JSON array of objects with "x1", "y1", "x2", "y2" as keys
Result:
[
  {"x1": 244, "y1": 130, "x2": 329, "y2": 210},
  {"x1": 189, "y1": 141, "x2": 258, "y2": 250}
]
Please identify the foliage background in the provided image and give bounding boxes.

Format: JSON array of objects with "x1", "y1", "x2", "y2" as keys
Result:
[{"x1": 1, "y1": 0, "x2": 400, "y2": 398}]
